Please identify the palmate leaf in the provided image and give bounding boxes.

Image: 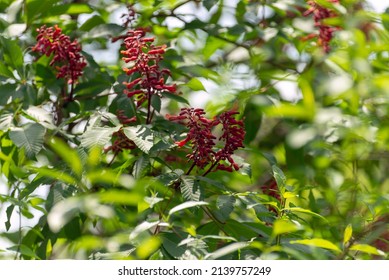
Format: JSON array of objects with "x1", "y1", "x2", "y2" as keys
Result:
[
  {"x1": 123, "y1": 125, "x2": 154, "y2": 154},
  {"x1": 9, "y1": 123, "x2": 45, "y2": 158},
  {"x1": 132, "y1": 154, "x2": 150, "y2": 179},
  {"x1": 216, "y1": 195, "x2": 236, "y2": 222},
  {"x1": 80, "y1": 126, "x2": 120, "y2": 148},
  {"x1": 180, "y1": 175, "x2": 203, "y2": 202}
]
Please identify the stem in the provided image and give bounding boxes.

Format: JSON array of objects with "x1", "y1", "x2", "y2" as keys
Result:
[
  {"x1": 202, "y1": 160, "x2": 219, "y2": 177},
  {"x1": 153, "y1": 185, "x2": 177, "y2": 235},
  {"x1": 185, "y1": 162, "x2": 196, "y2": 175},
  {"x1": 201, "y1": 206, "x2": 229, "y2": 236},
  {"x1": 146, "y1": 91, "x2": 152, "y2": 124}
]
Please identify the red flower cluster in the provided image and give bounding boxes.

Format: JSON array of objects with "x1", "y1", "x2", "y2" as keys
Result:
[
  {"x1": 32, "y1": 25, "x2": 86, "y2": 84},
  {"x1": 215, "y1": 111, "x2": 245, "y2": 172},
  {"x1": 121, "y1": 29, "x2": 176, "y2": 109},
  {"x1": 168, "y1": 108, "x2": 245, "y2": 172},
  {"x1": 303, "y1": 0, "x2": 340, "y2": 53},
  {"x1": 169, "y1": 108, "x2": 216, "y2": 169}
]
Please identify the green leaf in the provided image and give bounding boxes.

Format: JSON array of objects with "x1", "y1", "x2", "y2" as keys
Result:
[
  {"x1": 272, "y1": 165, "x2": 286, "y2": 191},
  {"x1": 48, "y1": 3, "x2": 93, "y2": 16},
  {"x1": 9, "y1": 123, "x2": 45, "y2": 158},
  {"x1": 99, "y1": 190, "x2": 143, "y2": 206},
  {"x1": 160, "y1": 91, "x2": 190, "y2": 105},
  {"x1": 123, "y1": 125, "x2": 154, "y2": 154},
  {"x1": 283, "y1": 207, "x2": 327, "y2": 221},
  {"x1": 132, "y1": 154, "x2": 150, "y2": 179},
  {"x1": 130, "y1": 221, "x2": 160, "y2": 240},
  {"x1": 205, "y1": 242, "x2": 249, "y2": 260},
  {"x1": 264, "y1": 104, "x2": 314, "y2": 120},
  {"x1": 28, "y1": 166, "x2": 77, "y2": 186},
  {"x1": 298, "y1": 77, "x2": 315, "y2": 119},
  {"x1": 48, "y1": 137, "x2": 83, "y2": 177},
  {"x1": 5, "y1": 204, "x2": 14, "y2": 231},
  {"x1": 168, "y1": 201, "x2": 208, "y2": 216},
  {"x1": 343, "y1": 224, "x2": 353, "y2": 245},
  {"x1": 151, "y1": 94, "x2": 161, "y2": 113},
  {"x1": 186, "y1": 77, "x2": 206, "y2": 91},
  {"x1": 0, "y1": 113, "x2": 13, "y2": 130},
  {"x1": 7, "y1": 244, "x2": 39, "y2": 259},
  {"x1": 79, "y1": 15, "x2": 105, "y2": 32},
  {"x1": 48, "y1": 196, "x2": 114, "y2": 233},
  {"x1": 203, "y1": 0, "x2": 218, "y2": 10},
  {"x1": 137, "y1": 236, "x2": 161, "y2": 259},
  {"x1": 290, "y1": 238, "x2": 341, "y2": 252},
  {"x1": 25, "y1": 0, "x2": 59, "y2": 24},
  {"x1": 349, "y1": 244, "x2": 385, "y2": 256},
  {"x1": 0, "y1": 36, "x2": 23, "y2": 75},
  {"x1": 272, "y1": 219, "x2": 300, "y2": 236},
  {"x1": 80, "y1": 126, "x2": 120, "y2": 149},
  {"x1": 23, "y1": 106, "x2": 55, "y2": 129},
  {"x1": 73, "y1": 80, "x2": 112, "y2": 96},
  {"x1": 0, "y1": 61, "x2": 14, "y2": 78},
  {"x1": 180, "y1": 175, "x2": 203, "y2": 201},
  {"x1": 216, "y1": 195, "x2": 236, "y2": 222},
  {"x1": 204, "y1": 36, "x2": 225, "y2": 61},
  {"x1": 84, "y1": 23, "x2": 124, "y2": 39},
  {"x1": 194, "y1": 176, "x2": 226, "y2": 191},
  {"x1": 232, "y1": 155, "x2": 251, "y2": 178}
]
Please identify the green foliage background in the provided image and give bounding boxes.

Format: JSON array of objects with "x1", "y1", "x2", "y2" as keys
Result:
[{"x1": 0, "y1": 0, "x2": 389, "y2": 259}]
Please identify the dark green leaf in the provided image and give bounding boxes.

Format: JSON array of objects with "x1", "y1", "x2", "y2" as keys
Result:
[
  {"x1": 216, "y1": 195, "x2": 236, "y2": 222},
  {"x1": 151, "y1": 94, "x2": 161, "y2": 113},
  {"x1": 79, "y1": 15, "x2": 105, "y2": 32},
  {"x1": 180, "y1": 175, "x2": 203, "y2": 201},
  {"x1": 123, "y1": 125, "x2": 154, "y2": 154},
  {"x1": 132, "y1": 154, "x2": 150, "y2": 179},
  {"x1": 160, "y1": 92, "x2": 190, "y2": 105},
  {"x1": 9, "y1": 123, "x2": 45, "y2": 158},
  {"x1": 0, "y1": 36, "x2": 23, "y2": 75},
  {"x1": 80, "y1": 126, "x2": 120, "y2": 149}
]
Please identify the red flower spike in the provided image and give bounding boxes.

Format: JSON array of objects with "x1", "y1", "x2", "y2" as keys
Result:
[
  {"x1": 214, "y1": 110, "x2": 245, "y2": 170},
  {"x1": 120, "y1": 28, "x2": 176, "y2": 108},
  {"x1": 32, "y1": 25, "x2": 86, "y2": 84},
  {"x1": 169, "y1": 108, "x2": 217, "y2": 169},
  {"x1": 304, "y1": 0, "x2": 340, "y2": 53},
  {"x1": 169, "y1": 108, "x2": 246, "y2": 173}
]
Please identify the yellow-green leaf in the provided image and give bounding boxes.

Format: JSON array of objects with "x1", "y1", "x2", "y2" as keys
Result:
[
  {"x1": 272, "y1": 219, "x2": 300, "y2": 236},
  {"x1": 290, "y1": 238, "x2": 341, "y2": 252},
  {"x1": 343, "y1": 224, "x2": 353, "y2": 245},
  {"x1": 350, "y1": 244, "x2": 385, "y2": 256}
]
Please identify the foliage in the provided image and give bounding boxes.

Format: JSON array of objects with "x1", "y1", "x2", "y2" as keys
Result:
[{"x1": 0, "y1": 0, "x2": 389, "y2": 260}]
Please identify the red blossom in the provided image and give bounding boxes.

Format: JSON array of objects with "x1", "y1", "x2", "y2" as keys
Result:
[
  {"x1": 215, "y1": 111, "x2": 245, "y2": 171},
  {"x1": 120, "y1": 29, "x2": 176, "y2": 109},
  {"x1": 168, "y1": 108, "x2": 245, "y2": 173},
  {"x1": 32, "y1": 25, "x2": 86, "y2": 84},
  {"x1": 303, "y1": 0, "x2": 340, "y2": 53},
  {"x1": 169, "y1": 108, "x2": 216, "y2": 169}
]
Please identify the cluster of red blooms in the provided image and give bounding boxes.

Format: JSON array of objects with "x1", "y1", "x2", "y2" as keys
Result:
[
  {"x1": 303, "y1": 0, "x2": 340, "y2": 53},
  {"x1": 121, "y1": 29, "x2": 177, "y2": 108},
  {"x1": 168, "y1": 108, "x2": 245, "y2": 172},
  {"x1": 104, "y1": 110, "x2": 137, "y2": 153},
  {"x1": 32, "y1": 25, "x2": 86, "y2": 84}
]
